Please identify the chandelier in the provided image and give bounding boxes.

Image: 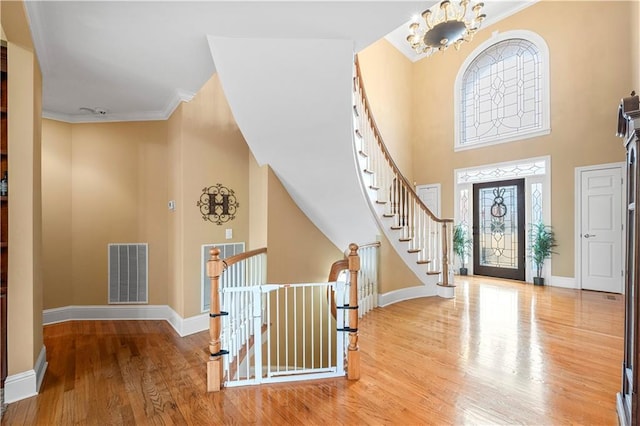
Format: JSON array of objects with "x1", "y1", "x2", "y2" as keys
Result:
[{"x1": 406, "y1": 0, "x2": 486, "y2": 56}]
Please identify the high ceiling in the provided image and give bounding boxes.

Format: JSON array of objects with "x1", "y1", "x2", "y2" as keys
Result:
[{"x1": 23, "y1": 0, "x2": 535, "y2": 123}]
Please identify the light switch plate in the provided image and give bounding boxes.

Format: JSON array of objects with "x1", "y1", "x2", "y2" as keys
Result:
[{"x1": 225, "y1": 229, "x2": 233, "y2": 239}]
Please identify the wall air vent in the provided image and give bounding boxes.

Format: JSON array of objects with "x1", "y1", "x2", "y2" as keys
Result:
[{"x1": 108, "y1": 243, "x2": 148, "y2": 304}]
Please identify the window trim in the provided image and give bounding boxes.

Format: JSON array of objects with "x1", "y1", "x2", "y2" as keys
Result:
[{"x1": 454, "y1": 30, "x2": 551, "y2": 152}]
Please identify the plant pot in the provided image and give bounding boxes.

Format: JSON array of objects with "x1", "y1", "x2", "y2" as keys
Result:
[
  {"x1": 459, "y1": 267, "x2": 468, "y2": 276},
  {"x1": 533, "y1": 277, "x2": 545, "y2": 286}
]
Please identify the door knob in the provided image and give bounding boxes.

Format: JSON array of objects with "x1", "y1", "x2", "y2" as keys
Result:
[{"x1": 584, "y1": 233, "x2": 596, "y2": 238}]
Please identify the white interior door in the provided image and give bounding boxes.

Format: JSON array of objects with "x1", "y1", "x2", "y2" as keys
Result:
[
  {"x1": 580, "y1": 166, "x2": 623, "y2": 293},
  {"x1": 416, "y1": 184, "x2": 441, "y2": 217}
]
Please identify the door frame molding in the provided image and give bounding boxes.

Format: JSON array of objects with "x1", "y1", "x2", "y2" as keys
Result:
[
  {"x1": 454, "y1": 155, "x2": 551, "y2": 281},
  {"x1": 472, "y1": 178, "x2": 526, "y2": 281},
  {"x1": 574, "y1": 162, "x2": 625, "y2": 292},
  {"x1": 415, "y1": 183, "x2": 441, "y2": 217}
]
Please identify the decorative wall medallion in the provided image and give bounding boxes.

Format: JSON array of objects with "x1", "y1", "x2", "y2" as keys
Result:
[{"x1": 197, "y1": 183, "x2": 239, "y2": 225}]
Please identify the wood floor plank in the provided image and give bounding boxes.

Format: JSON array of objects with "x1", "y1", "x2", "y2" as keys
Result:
[{"x1": 1, "y1": 276, "x2": 624, "y2": 425}]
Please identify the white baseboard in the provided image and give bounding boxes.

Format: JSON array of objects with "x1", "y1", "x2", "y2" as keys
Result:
[
  {"x1": 43, "y1": 305, "x2": 209, "y2": 337},
  {"x1": 5, "y1": 346, "x2": 47, "y2": 404},
  {"x1": 549, "y1": 276, "x2": 577, "y2": 289},
  {"x1": 43, "y1": 305, "x2": 168, "y2": 324},
  {"x1": 378, "y1": 285, "x2": 437, "y2": 307},
  {"x1": 179, "y1": 312, "x2": 209, "y2": 336}
]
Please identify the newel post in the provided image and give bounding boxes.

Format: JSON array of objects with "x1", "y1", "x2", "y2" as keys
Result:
[
  {"x1": 207, "y1": 248, "x2": 224, "y2": 392},
  {"x1": 441, "y1": 222, "x2": 450, "y2": 286},
  {"x1": 347, "y1": 243, "x2": 361, "y2": 380}
]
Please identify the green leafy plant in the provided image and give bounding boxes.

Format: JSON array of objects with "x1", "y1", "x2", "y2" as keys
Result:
[
  {"x1": 453, "y1": 224, "x2": 473, "y2": 271},
  {"x1": 529, "y1": 221, "x2": 557, "y2": 279}
]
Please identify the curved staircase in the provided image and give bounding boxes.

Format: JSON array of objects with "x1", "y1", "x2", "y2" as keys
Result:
[{"x1": 352, "y1": 58, "x2": 454, "y2": 298}]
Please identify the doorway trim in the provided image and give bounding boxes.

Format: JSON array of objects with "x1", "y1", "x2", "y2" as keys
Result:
[
  {"x1": 416, "y1": 183, "x2": 441, "y2": 217},
  {"x1": 454, "y1": 156, "x2": 551, "y2": 281},
  {"x1": 574, "y1": 162, "x2": 625, "y2": 293}
]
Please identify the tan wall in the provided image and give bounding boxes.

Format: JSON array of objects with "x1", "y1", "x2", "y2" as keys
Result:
[
  {"x1": 409, "y1": 1, "x2": 631, "y2": 278},
  {"x1": 358, "y1": 39, "x2": 415, "y2": 182},
  {"x1": 41, "y1": 120, "x2": 72, "y2": 308},
  {"x1": 167, "y1": 103, "x2": 184, "y2": 315},
  {"x1": 42, "y1": 120, "x2": 168, "y2": 308},
  {"x1": 41, "y1": 70, "x2": 343, "y2": 317},
  {"x1": 2, "y1": 0, "x2": 44, "y2": 374},
  {"x1": 169, "y1": 74, "x2": 250, "y2": 318},
  {"x1": 69, "y1": 121, "x2": 168, "y2": 306},
  {"x1": 379, "y1": 232, "x2": 422, "y2": 293},
  {"x1": 266, "y1": 167, "x2": 342, "y2": 284},
  {"x1": 249, "y1": 153, "x2": 268, "y2": 250}
]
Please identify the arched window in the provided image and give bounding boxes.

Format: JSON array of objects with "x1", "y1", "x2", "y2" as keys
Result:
[{"x1": 454, "y1": 31, "x2": 550, "y2": 151}]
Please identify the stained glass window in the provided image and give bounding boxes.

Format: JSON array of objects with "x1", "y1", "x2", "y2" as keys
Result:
[
  {"x1": 478, "y1": 184, "x2": 520, "y2": 269},
  {"x1": 457, "y1": 33, "x2": 549, "y2": 150},
  {"x1": 531, "y1": 182, "x2": 543, "y2": 224},
  {"x1": 459, "y1": 188, "x2": 470, "y2": 228},
  {"x1": 457, "y1": 160, "x2": 545, "y2": 184}
]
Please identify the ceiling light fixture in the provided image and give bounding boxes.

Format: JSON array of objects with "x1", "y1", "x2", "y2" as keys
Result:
[{"x1": 406, "y1": 0, "x2": 486, "y2": 57}]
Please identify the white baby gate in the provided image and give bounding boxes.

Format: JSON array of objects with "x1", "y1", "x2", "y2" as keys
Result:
[{"x1": 219, "y1": 280, "x2": 351, "y2": 387}]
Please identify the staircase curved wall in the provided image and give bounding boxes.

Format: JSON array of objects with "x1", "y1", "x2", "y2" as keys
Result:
[{"x1": 207, "y1": 37, "x2": 378, "y2": 250}]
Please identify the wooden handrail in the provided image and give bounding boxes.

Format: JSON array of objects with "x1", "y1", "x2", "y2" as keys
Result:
[
  {"x1": 354, "y1": 56, "x2": 452, "y2": 225},
  {"x1": 342, "y1": 241, "x2": 381, "y2": 257},
  {"x1": 222, "y1": 247, "x2": 267, "y2": 267},
  {"x1": 327, "y1": 259, "x2": 349, "y2": 319},
  {"x1": 354, "y1": 56, "x2": 453, "y2": 285},
  {"x1": 328, "y1": 259, "x2": 349, "y2": 281}
]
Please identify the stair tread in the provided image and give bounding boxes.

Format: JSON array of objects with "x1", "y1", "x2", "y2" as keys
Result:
[
  {"x1": 353, "y1": 105, "x2": 359, "y2": 117},
  {"x1": 355, "y1": 129, "x2": 363, "y2": 139},
  {"x1": 399, "y1": 238, "x2": 412, "y2": 242},
  {"x1": 426, "y1": 271, "x2": 441, "y2": 275},
  {"x1": 359, "y1": 150, "x2": 368, "y2": 158},
  {"x1": 363, "y1": 169, "x2": 374, "y2": 174},
  {"x1": 416, "y1": 260, "x2": 431, "y2": 265},
  {"x1": 390, "y1": 226, "x2": 404, "y2": 230},
  {"x1": 382, "y1": 213, "x2": 395, "y2": 218},
  {"x1": 369, "y1": 185, "x2": 380, "y2": 190},
  {"x1": 407, "y1": 249, "x2": 421, "y2": 253},
  {"x1": 376, "y1": 200, "x2": 387, "y2": 205}
]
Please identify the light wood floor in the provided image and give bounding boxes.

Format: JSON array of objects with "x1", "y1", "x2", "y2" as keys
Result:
[{"x1": 2, "y1": 276, "x2": 624, "y2": 425}]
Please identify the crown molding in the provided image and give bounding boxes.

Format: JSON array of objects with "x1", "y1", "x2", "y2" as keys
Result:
[{"x1": 42, "y1": 88, "x2": 196, "y2": 124}]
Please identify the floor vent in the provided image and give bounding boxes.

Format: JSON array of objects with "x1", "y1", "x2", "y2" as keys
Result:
[
  {"x1": 108, "y1": 243, "x2": 148, "y2": 304},
  {"x1": 202, "y1": 242, "x2": 244, "y2": 312},
  {"x1": 604, "y1": 294, "x2": 618, "y2": 301}
]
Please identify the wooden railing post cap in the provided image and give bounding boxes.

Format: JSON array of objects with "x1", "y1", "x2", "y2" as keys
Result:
[
  {"x1": 209, "y1": 247, "x2": 221, "y2": 259},
  {"x1": 348, "y1": 243, "x2": 360, "y2": 271},
  {"x1": 348, "y1": 243, "x2": 359, "y2": 255},
  {"x1": 207, "y1": 247, "x2": 223, "y2": 278}
]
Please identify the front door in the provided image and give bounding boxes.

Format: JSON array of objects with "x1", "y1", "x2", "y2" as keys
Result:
[
  {"x1": 473, "y1": 179, "x2": 525, "y2": 281},
  {"x1": 580, "y1": 166, "x2": 623, "y2": 293}
]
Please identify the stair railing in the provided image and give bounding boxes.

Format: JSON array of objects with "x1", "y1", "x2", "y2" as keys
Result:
[
  {"x1": 329, "y1": 241, "x2": 380, "y2": 319},
  {"x1": 207, "y1": 247, "x2": 267, "y2": 392},
  {"x1": 207, "y1": 244, "x2": 361, "y2": 391},
  {"x1": 353, "y1": 57, "x2": 453, "y2": 285}
]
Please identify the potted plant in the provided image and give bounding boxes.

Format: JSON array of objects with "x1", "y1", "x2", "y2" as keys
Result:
[
  {"x1": 453, "y1": 224, "x2": 473, "y2": 275},
  {"x1": 529, "y1": 221, "x2": 557, "y2": 286}
]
